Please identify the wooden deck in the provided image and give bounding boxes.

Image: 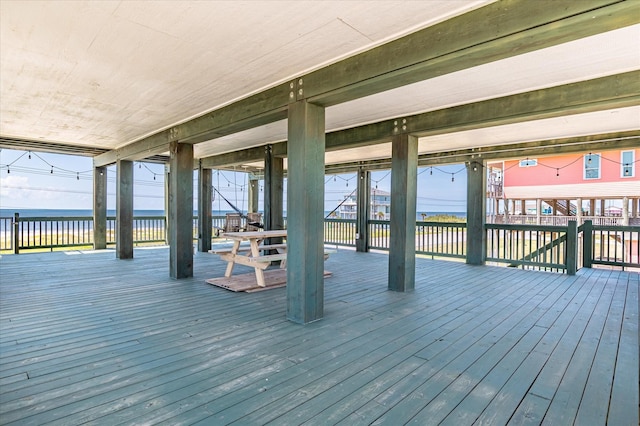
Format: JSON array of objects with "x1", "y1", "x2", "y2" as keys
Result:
[{"x1": 0, "y1": 247, "x2": 637, "y2": 425}]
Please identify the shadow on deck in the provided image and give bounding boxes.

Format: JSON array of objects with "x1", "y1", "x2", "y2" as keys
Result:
[{"x1": 0, "y1": 248, "x2": 637, "y2": 425}]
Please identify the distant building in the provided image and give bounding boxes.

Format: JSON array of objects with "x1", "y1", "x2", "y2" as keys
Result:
[{"x1": 338, "y1": 189, "x2": 390, "y2": 220}]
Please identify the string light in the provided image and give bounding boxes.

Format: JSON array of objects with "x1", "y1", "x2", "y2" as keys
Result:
[
  {"x1": 76, "y1": 172, "x2": 79, "y2": 180},
  {"x1": 451, "y1": 174, "x2": 454, "y2": 182},
  {"x1": 28, "y1": 152, "x2": 31, "y2": 160}
]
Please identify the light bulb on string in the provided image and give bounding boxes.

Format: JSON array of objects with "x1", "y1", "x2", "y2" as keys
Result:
[
  {"x1": 50, "y1": 166, "x2": 53, "y2": 174},
  {"x1": 153, "y1": 175, "x2": 156, "y2": 181},
  {"x1": 430, "y1": 167, "x2": 433, "y2": 175},
  {"x1": 7, "y1": 167, "x2": 9, "y2": 174},
  {"x1": 76, "y1": 172, "x2": 79, "y2": 180},
  {"x1": 451, "y1": 174, "x2": 454, "y2": 182},
  {"x1": 556, "y1": 168, "x2": 560, "y2": 177},
  {"x1": 28, "y1": 152, "x2": 31, "y2": 160}
]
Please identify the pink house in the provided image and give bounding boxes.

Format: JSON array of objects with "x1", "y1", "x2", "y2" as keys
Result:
[{"x1": 488, "y1": 148, "x2": 639, "y2": 224}]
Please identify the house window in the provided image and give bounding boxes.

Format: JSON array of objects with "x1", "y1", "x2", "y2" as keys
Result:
[
  {"x1": 519, "y1": 159, "x2": 537, "y2": 167},
  {"x1": 584, "y1": 153, "x2": 600, "y2": 180},
  {"x1": 621, "y1": 150, "x2": 635, "y2": 177}
]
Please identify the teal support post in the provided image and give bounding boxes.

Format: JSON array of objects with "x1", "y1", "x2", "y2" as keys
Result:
[
  {"x1": 93, "y1": 165, "x2": 107, "y2": 250},
  {"x1": 356, "y1": 168, "x2": 370, "y2": 252},
  {"x1": 169, "y1": 142, "x2": 194, "y2": 278},
  {"x1": 197, "y1": 163, "x2": 212, "y2": 252},
  {"x1": 466, "y1": 160, "x2": 486, "y2": 265},
  {"x1": 248, "y1": 176, "x2": 259, "y2": 214},
  {"x1": 164, "y1": 164, "x2": 170, "y2": 245},
  {"x1": 13, "y1": 213, "x2": 19, "y2": 254},
  {"x1": 286, "y1": 100, "x2": 325, "y2": 324},
  {"x1": 566, "y1": 220, "x2": 578, "y2": 275},
  {"x1": 582, "y1": 219, "x2": 593, "y2": 268},
  {"x1": 116, "y1": 159, "x2": 133, "y2": 259},
  {"x1": 264, "y1": 145, "x2": 284, "y2": 232},
  {"x1": 388, "y1": 133, "x2": 418, "y2": 292}
]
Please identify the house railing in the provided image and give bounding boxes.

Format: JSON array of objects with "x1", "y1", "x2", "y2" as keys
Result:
[
  {"x1": 2, "y1": 214, "x2": 637, "y2": 273},
  {"x1": 492, "y1": 214, "x2": 637, "y2": 227}
]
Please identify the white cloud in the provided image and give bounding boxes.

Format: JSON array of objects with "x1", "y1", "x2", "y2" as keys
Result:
[
  {"x1": 0, "y1": 175, "x2": 30, "y2": 199},
  {"x1": 0, "y1": 175, "x2": 58, "y2": 203}
]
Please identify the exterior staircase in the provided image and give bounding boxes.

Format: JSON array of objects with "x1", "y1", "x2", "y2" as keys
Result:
[{"x1": 543, "y1": 199, "x2": 577, "y2": 216}]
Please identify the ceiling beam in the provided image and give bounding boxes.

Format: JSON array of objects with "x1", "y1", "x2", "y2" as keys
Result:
[
  {"x1": 0, "y1": 136, "x2": 170, "y2": 163},
  {"x1": 199, "y1": 71, "x2": 640, "y2": 169},
  {"x1": 323, "y1": 131, "x2": 640, "y2": 174},
  {"x1": 94, "y1": 0, "x2": 637, "y2": 167},
  {"x1": 0, "y1": 136, "x2": 108, "y2": 157},
  {"x1": 327, "y1": 71, "x2": 640, "y2": 148}
]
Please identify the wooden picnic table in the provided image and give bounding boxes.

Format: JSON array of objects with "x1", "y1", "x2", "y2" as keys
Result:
[{"x1": 215, "y1": 230, "x2": 288, "y2": 287}]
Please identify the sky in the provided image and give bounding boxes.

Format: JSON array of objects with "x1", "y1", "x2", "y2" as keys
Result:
[{"x1": 0, "y1": 148, "x2": 467, "y2": 213}]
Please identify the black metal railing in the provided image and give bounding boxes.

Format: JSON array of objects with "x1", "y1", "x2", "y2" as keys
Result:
[{"x1": 2, "y1": 214, "x2": 637, "y2": 273}]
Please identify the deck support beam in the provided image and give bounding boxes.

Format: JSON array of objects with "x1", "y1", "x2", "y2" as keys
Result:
[
  {"x1": 164, "y1": 164, "x2": 170, "y2": 245},
  {"x1": 169, "y1": 142, "x2": 193, "y2": 278},
  {"x1": 264, "y1": 145, "x2": 284, "y2": 233},
  {"x1": 248, "y1": 176, "x2": 259, "y2": 214},
  {"x1": 466, "y1": 160, "x2": 486, "y2": 265},
  {"x1": 93, "y1": 166, "x2": 107, "y2": 250},
  {"x1": 356, "y1": 168, "x2": 371, "y2": 253},
  {"x1": 116, "y1": 159, "x2": 134, "y2": 259},
  {"x1": 286, "y1": 100, "x2": 325, "y2": 324},
  {"x1": 388, "y1": 133, "x2": 417, "y2": 292},
  {"x1": 197, "y1": 163, "x2": 212, "y2": 252}
]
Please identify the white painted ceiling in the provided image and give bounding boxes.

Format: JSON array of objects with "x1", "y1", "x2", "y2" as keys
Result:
[{"x1": 1, "y1": 0, "x2": 639, "y2": 167}]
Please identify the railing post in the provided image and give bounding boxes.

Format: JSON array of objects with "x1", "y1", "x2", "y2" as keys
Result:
[
  {"x1": 13, "y1": 213, "x2": 19, "y2": 254},
  {"x1": 566, "y1": 220, "x2": 577, "y2": 275},
  {"x1": 582, "y1": 220, "x2": 593, "y2": 268}
]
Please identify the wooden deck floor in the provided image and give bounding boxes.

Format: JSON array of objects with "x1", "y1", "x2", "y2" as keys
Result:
[{"x1": 0, "y1": 247, "x2": 637, "y2": 425}]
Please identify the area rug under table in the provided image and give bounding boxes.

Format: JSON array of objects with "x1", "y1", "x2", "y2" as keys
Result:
[{"x1": 206, "y1": 269, "x2": 332, "y2": 292}]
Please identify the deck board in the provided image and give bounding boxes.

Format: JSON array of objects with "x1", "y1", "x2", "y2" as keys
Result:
[{"x1": 0, "y1": 247, "x2": 637, "y2": 425}]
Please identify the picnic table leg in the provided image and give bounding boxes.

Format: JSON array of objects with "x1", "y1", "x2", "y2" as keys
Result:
[
  {"x1": 224, "y1": 240, "x2": 241, "y2": 277},
  {"x1": 250, "y1": 239, "x2": 267, "y2": 287},
  {"x1": 278, "y1": 247, "x2": 287, "y2": 269}
]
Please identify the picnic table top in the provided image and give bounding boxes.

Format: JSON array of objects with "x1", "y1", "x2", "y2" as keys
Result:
[{"x1": 222, "y1": 230, "x2": 287, "y2": 240}]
